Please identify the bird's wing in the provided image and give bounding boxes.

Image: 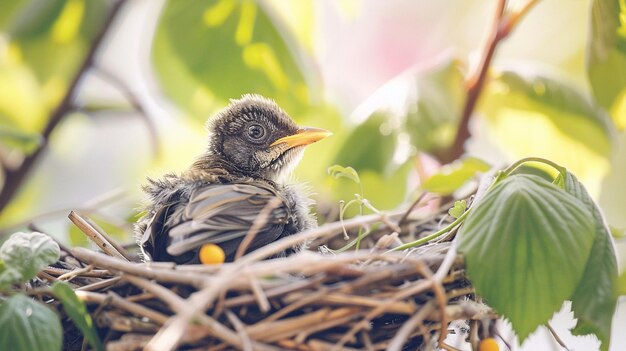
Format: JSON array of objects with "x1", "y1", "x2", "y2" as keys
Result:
[{"x1": 142, "y1": 182, "x2": 290, "y2": 264}]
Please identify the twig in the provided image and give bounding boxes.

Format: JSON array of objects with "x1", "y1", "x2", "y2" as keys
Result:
[
  {"x1": 398, "y1": 192, "x2": 427, "y2": 228},
  {"x1": 249, "y1": 274, "x2": 271, "y2": 313},
  {"x1": 547, "y1": 323, "x2": 571, "y2": 351},
  {"x1": 238, "y1": 209, "x2": 405, "y2": 265},
  {"x1": 76, "y1": 290, "x2": 169, "y2": 325},
  {"x1": 442, "y1": 0, "x2": 541, "y2": 163},
  {"x1": 387, "y1": 302, "x2": 436, "y2": 351},
  {"x1": 68, "y1": 211, "x2": 130, "y2": 261},
  {"x1": 235, "y1": 197, "x2": 282, "y2": 260},
  {"x1": 75, "y1": 276, "x2": 122, "y2": 292},
  {"x1": 57, "y1": 265, "x2": 95, "y2": 281},
  {"x1": 332, "y1": 274, "x2": 435, "y2": 350},
  {"x1": 225, "y1": 310, "x2": 253, "y2": 351},
  {"x1": 71, "y1": 247, "x2": 208, "y2": 286},
  {"x1": 0, "y1": 0, "x2": 126, "y2": 213}
]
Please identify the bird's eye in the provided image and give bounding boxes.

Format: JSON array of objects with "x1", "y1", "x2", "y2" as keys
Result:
[{"x1": 247, "y1": 124, "x2": 266, "y2": 141}]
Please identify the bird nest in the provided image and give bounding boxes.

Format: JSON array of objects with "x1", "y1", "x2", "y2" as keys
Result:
[{"x1": 39, "y1": 201, "x2": 496, "y2": 351}]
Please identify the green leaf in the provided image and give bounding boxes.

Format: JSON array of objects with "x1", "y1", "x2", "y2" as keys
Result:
[
  {"x1": 0, "y1": 294, "x2": 62, "y2": 351},
  {"x1": 457, "y1": 174, "x2": 595, "y2": 341},
  {"x1": 448, "y1": 200, "x2": 467, "y2": 219},
  {"x1": 68, "y1": 223, "x2": 89, "y2": 247},
  {"x1": 422, "y1": 157, "x2": 490, "y2": 195},
  {"x1": 404, "y1": 59, "x2": 466, "y2": 152},
  {"x1": 7, "y1": 0, "x2": 66, "y2": 38},
  {"x1": 52, "y1": 282, "x2": 103, "y2": 351},
  {"x1": 0, "y1": 0, "x2": 111, "y2": 135},
  {"x1": 587, "y1": 0, "x2": 626, "y2": 130},
  {"x1": 563, "y1": 171, "x2": 618, "y2": 351},
  {"x1": 152, "y1": 0, "x2": 316, "y2": 120},
  {"x1": 609, "y1": 225, "x2": 625, "y2": 239},
  {"x1": 332, "y1": 113, "x2": 399, "y2": 175},
  {"x1": 327, "y1": 165, "x2": 360, "y2": 184},
  {"x1": 0, "y1": 0, "x2": 26, "y2": 30},
  {"x1": 480, "y1": 69, "x2": 614, "y2": 193},
  {"x1": 0, "y1": 232, "x2": 60, "y2": 287},
  {"x1": 338, "y1": 58, "x2": 464, "y2": 175}
]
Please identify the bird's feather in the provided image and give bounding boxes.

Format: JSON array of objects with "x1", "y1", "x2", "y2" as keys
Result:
[{"x1": 140, "y1": 182, "x2": 290, "y2": 264}]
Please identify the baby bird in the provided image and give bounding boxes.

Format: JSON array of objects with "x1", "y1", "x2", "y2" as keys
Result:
[{"x1": 136, "y1": 95, "x2": 331, "y2": 264}]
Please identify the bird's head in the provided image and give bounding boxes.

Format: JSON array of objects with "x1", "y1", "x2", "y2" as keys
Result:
[{"x1": 196, "y1": 94, "x2": 331, "y2": 182}]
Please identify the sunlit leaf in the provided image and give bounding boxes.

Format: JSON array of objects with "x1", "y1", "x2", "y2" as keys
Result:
[
  {"x1": 0, "y1": 0, "x2": 111, "y2": 135},
  {"x1": 152, "y1": 0, "x2": 317, "y2": 120},
  {"x1": 0, "y1": 294, "x2": 62, "y2": 351},
  {"x1": 0, "y1": 0, "x2": 26, "y2": 30},
  {"x1": 7, "y1": 0, "x2": 66, "y2": 38},
  {"x1": 327, "y1": 164, "x2": 360, "y2": 184},
  {"x1": 564, "y1": 171, "x2": 617, "y2": 351},
  {"x1": 609, "y1": 225, "x2": 624, "y2": 239},
  {"x1": 0, "y1": 232, "x2": 60, "y2": 288},
  {"x1": 587, "y1": 0, "x2": 626, "y2": 129},
  {"x1": 618, "y1": 271, "x2": 626, "y2": 296},
  {"x1": 404, "y1": 59, "x2": 465, "y2": 152},
  {"x1": 422, "y1": 157, "x2": 490, "y2": 195},
  {"x1": 52, "y1": 282, "x2": 103, "y2": 351},
  {"x1": 0, "y1": 126, "x2": 42, "y2": 153},
  {"x1": 341, "y1": 162, "x2": 413, "y2": 215},
  {"x1": 68, "y1": 223, "x2": 89, "y2": 247},
  {"x1": 448, "y1": 199, "x2": 466, "y2": 219},
  {"x1": 458, "y1": 174, "x2": 595, "y2": 341},
  {"x1": 334, "y1": 58, "x2": 464, "y2": 178},
  {"x1": 479, "y1": 68, "x2": 614, "y2": 196},
  {"x1": 333, "y1": 113, "x2": 399, "y2": 175}
]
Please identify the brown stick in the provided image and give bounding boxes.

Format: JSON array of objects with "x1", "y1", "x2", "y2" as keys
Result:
[
  {"x1": 68, "y1": 211, "x2": 130, "y2": 261},
  {"x1": 441, "y1": 0, "x2": 541, "y2": 163}
]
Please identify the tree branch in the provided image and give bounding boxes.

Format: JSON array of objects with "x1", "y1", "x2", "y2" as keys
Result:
[
  {"x1": 0, "y1": 0, "x2": 126, "y2": 212},
  {"x1": 441, "y1": 0, "x2": 540, "y2": 164}
]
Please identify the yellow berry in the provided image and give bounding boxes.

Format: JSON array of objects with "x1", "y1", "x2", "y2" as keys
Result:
[
  {"x1": 199, "y1": 244, "x2": 225, "y2": 265},
  {"x1": 479, "y1": 338, "x2": 499, "y2": 351}
]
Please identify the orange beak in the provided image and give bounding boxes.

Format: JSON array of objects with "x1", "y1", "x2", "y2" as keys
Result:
[{"x1": 270, "y1": 127, "x2": 332, "y2": 148}]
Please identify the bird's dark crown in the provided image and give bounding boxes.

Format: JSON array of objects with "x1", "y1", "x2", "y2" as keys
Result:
[{"x1": 191, "y1": 94, "x2": 305, "y2": 182}]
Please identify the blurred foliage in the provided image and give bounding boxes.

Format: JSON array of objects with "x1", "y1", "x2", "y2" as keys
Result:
[
  {"x1": 0, "y1": 0, "x2": 110, "y2": 145},
  {"x1": 0, "y1": 294, "x2": 63, "y2": 351},
  {"x1": 334, "y1": 59, "x2": 465, "y2": 175},
  {"x1": 51, "y1": 282, "x2": 103, "y2": 351},
  {"x1": 422, "y1": 157, "x2": 490, "y2": 195},
  {"x1": 479, "y1": 68, "x2": 614, "y2": 194},
  {"x1": 587, "y1": 0, "x2": 626, "y2": 130},
  {"x1": 152, "y1": 0, "x2": 318, "y2": 120},
  {"x1": 0, "y1": 1, "x2": 624, "y2": 349},
  {"x1": 0, "y1": 0, "x2": 624, "y2": 258}
]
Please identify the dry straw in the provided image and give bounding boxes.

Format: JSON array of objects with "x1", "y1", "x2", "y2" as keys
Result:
[{"x1": 35, "y1": 200, "x2": 495, "y2": 351}]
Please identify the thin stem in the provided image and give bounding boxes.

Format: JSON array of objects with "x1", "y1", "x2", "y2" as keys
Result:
[
  {"x1": 390, "y1": 210, "x2": 469, "y2": 252},
  {"x1": 501, "y1": 156, "x2": 566, "y2": 178}
]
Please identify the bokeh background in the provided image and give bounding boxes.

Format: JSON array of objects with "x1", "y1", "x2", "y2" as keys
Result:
[{"x1": 0, "y1": 0, "x2": 624, "y2": 349}]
